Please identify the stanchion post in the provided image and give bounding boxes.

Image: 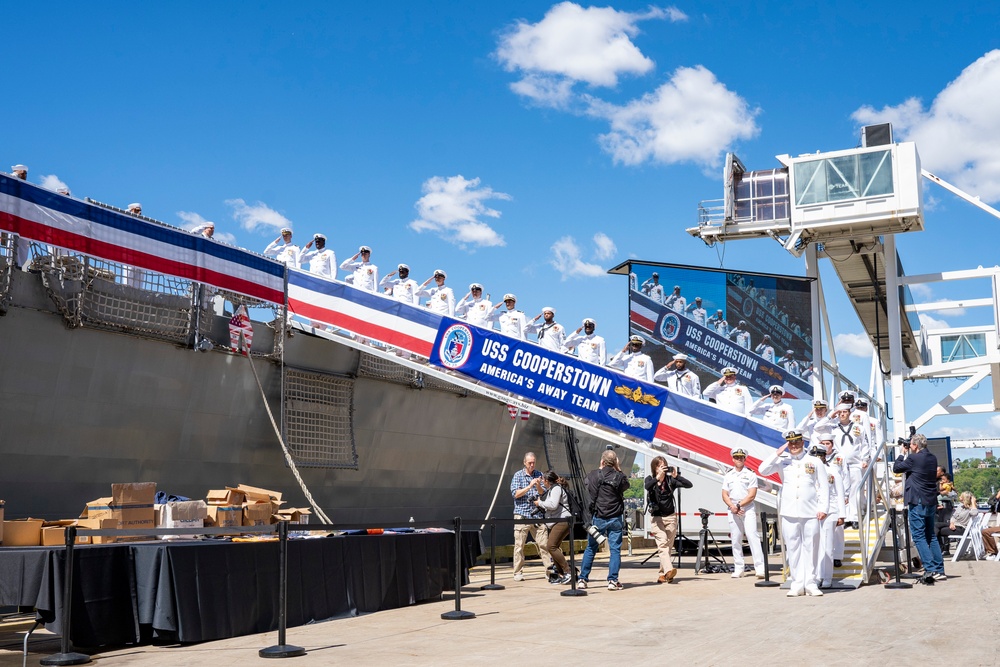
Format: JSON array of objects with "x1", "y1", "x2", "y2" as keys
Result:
[
  {"x1": 900, "y1": 507, "x2": 921, "y2": 580},
  {"x1": 754, "y1": 512, "x2": 779, "y2": 588},
  {"x1": 259, "y1": 521, "x2": 306, "y2": 658},
  {"x1": 40, "y1": 526, "x2": 91, "y2": 666},
  {"x1": 885, "y1": 507, "x2": 913, "y2": 589},
  {"x1": 442, "y1": 517, "x2": 475, "y2": 620},
  {"x1": 561, "y1": 516, "x2": 586, "y2": 597},
  {"x1": 481, "y1": 517, "x2": 504, "y2": 591}
]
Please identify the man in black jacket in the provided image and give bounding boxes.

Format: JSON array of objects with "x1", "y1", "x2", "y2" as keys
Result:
[
  {"x1": 645, "y1": 456, "x2": 693, "y2": 583},
  {"x1": 577, "y1": 450, "x2": 631, "y2": 591},
  {"x1": 893, "y1": 433, "x2": 945, "y2": 583}
]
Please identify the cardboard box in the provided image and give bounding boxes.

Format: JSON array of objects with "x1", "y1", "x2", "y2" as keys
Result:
[
  {"x1": 276, "y1": 507, "x2": 312, "y2": 525},
  {"x1": 82, "y1": 482, "x2": 157, "y2": 541},
  {"x1": 242, "y1": 501, "x2": 274, "y2": 526},
  {"x1": 2, "y1": 518, "x2": 44, "y2": 546},
  {"x1": 40, "y1": 519, "x2": 113, "y2": 546},
  {"x1": 156, "y1": 500, "x2": 207, "y2": 540},
  {"x1": 207, "y1": 504, "x2": 243, "y2": 529},
  {"x1": 77, "y1": 518, "x2": 118, "y2": 544},
  {"x1": 237, "y1": 484, "x2": 282, "y2": 505},
  {"x1": 207, "y1": 488, "x2": 245, "y2": 506}
]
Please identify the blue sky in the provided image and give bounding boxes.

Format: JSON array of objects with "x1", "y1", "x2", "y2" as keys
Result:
[{"x1": 5, "y1": 2, "x2": 1000, "y2": 440}]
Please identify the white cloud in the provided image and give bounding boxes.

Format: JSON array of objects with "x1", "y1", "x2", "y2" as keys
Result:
[
  {"x1": 989, "y1": 415, "x2": 1000, "y2": 432},
  {"x1": 177, "y1": 211, "x2": 235, "y2": 244},
  {"x1": 929, "y1": 425, "x2": 1000, "y2": 439},
  {"x1": 907, "y1": 283, "x2": 934, "y2": 300},
  {"x1": 853, "y1": 50, "x2": 1000, "y2": 203},
  {"x1": 39, "y1": 174, "x2": 69, "y2": 193},
  {"x1": 410, "y1": 175, "x2": 511, "y2": 248},
  {"x1": 496, "y1": 2, "x2": 685, "y2": 106},
  {"x1": 918, "y1": 313, "x2": 950, "y2": 330},
  {"x1": 592, "y1": 232, "x2": 616, "y2": 260},
  {"x1": 225, "y1": 198, "x2": 293, "y2": 234},
  {"x1": 550, "y1": 235, "x2": 606, "y2": 279},
  {"x1": 588, "y1": 65, "x2": 760, "y2": 169},
  {"x1": 832, "y1": 332, "x2": 874, "y2": 358}
]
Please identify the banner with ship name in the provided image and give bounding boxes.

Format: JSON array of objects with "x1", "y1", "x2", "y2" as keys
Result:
[
  {"x1": 429, "y1": 319, "x2": 669, "y2": 440},
  {"x1": 0, "y1": 175, "x2": 285, "y2": 304}
]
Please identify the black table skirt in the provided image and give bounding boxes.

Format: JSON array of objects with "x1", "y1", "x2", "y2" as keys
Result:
[{"x1": 0, "y1": 530, "x2": 481, "y2": 647}]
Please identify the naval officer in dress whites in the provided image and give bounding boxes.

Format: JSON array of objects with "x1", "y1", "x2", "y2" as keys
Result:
[
  {"x1": 798, "y1": 399, "x2": 831, "y2": 448},
  {"x1": 664, "y1": 285, "x2": 686, "y2": 314},
  {"x1": 379, "y1": 264, "x2": 420, "y2": 304},
  {"x1": 562, "y1": 318, "x2": 606, "y2": 365},
  {"x1": 340, "y1": 245, "x2": 379, "y2": 292},
  {"x1": 416, "y1": 269, "x2": 456, "y2": 316},
  {"x1": 729, "y1": 320, "x2": 751, "y2": 349},
  {"x1": 721, "y1": 447, "x2": 766, "y2": 578},
  {"x1": 191, "y1": 221, "x2": 216, "y2": 238},
  {"x1": 653, "y1": 353, "x2": 702, "y2": 399},
  {"x1": 750, "y1": 385, "x2": 796, "y2": 431},
  {"x1": 686, "y1": 296, "x2": 707, "y2": 326},
  {"x1": 9, "y1": 165, "x2": 31, "y2": 268},
  {"x1": 755, "y1": 335, "x2": 776, "y2": 363},
  {"x1": 608, "y1": 335, "x2": 654, "y2": 383},
  {"x1": 455, "y1": 283, "x2": 492, "y2": 326},
  {"x1": 702, "y1": 367, "x2": 753, "y2": 416},
  {"x1": 488, "y1": 293, "x2": 527, "y2": 340},
  {"x1": 759, "y1": 430, "x2": 829, "y2": 597},
  {"x1": 526, "y1": 307, "x2": 566, "y2": 351},
  {"x1": 640, "y1": 272, "x2": 665, "y2": 303},
  {"x1": 813, "y1": 431, "x2": 848, "y2": 588},
  {"x1": 264, "y1": 227, "x2": 300, "y2": 266},
  {"x1": 297, "y1": 233, "x2": 336, "y2": 278}
]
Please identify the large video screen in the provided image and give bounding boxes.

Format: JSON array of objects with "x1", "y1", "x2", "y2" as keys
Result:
[{"x1": 628, "y1": 262, "x2": 815, "y2": 399}]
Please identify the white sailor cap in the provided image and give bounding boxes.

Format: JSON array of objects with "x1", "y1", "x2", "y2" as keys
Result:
[
  {"x1": 503, "y1": 293, "x2": 516, "y2": 302},
  {"x1": 359, "y1": 245, "x2": 371, "y2": 253},
  {"x1": 673, "y1": 285, "x2": 681, "y2": 290},
  {"x1": 783, "y1": 429, "x2": 804, "y2": 441},
  {"x1": 280, "y1": 227, "x2": 292, "y2": 234},
  {"x1": 815, "y1": 426, "x2": 834, "y2": 442},
  {"x1": 56, "y1": 187, "x2": 71, "y2": 196},
  {"x1": 695, "y1": 296, "x2": 703, "y2": 302},
  {"x1": 469, "y1": 283, "x2": 482, "y2": 290},
  {"x1": 583, "y1": 318, "x2": 596, "y2": 326},
  {"x1": 204, "y1": 221, "x2": 216, "y2": 228},
  {"x1": 313, "y1": 232, "x2": 325, "y2": 240},
  {"x1": 731, "y1": 447, "x2": 748, "y2": 458},
  {"x1": 673, "y1": 353, "x2": 689, "y2": 361},
  {"x1": 11, "y1": 164, "x2": 28, "y2": 172},
  {"x1": 855, "y1": 397, "x2": 869, "y2": 407},
  {"x1": 651, "y1": 272, "x2": 659, "y2": 277},
  {"x1": 769, "y1": 384, "x2": 783, "y2": 394},
  {"x1": 835, "y1": 402, "x2": 853, "y2": 412},
  {"x1": 786, "y1": 349, "x2": 794, "y2": 355},
  {"x1": 398, "y1": 263, "x2": 410, "y2": 271},
  {"x1": 128, "y1": 202, "x2": 142, "y2": 211},
  {"x1": 721, "y1": 366, "x2": 737, "y2": 376},
  {"x1": 541, "y1": 306, "x2": 555, "y2": 314},
  {"x1": 433, "y1": 269, "x2": 446, "y2": 278}
]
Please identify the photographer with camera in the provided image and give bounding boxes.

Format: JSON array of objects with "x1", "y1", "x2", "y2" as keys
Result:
[
  {"x1": 893, "y1": 433, "x2": 946, "y2": 583},
  {"x1": 721, "y1": 448, "x2": 765, "y2": 579},
  {"x1": 510, "y1": 452, "x2": 552, "y2": 582},
  {"x1": 577, "y1": 450, "x2": 631, "y2": 591},
  {"x1": 645, "y1": 456, "x2": 692, "y2": 584}
]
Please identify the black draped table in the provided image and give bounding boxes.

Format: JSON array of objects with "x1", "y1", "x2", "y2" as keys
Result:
[{"x1": 0, "y1": 530, "x2": 481, "y2": 647}]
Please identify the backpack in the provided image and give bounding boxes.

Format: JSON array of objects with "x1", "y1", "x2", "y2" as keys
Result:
[{"x1": 561, "y1": 487, "x2": 587, "y2": 524}]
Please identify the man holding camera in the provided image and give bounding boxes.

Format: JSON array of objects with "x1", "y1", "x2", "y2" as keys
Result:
[
  {"x1": 893, "y1": 433, "x2": 946, "y2": 583},
  {"x1": 510, "y1": 452, "x2": 552, "y2": 581},
  {"x1": 645, "y1": 456, "x2": 693, "y2": 584},
  {"x1": 721, "y1": 448, "x2": 765, "y2": 579},
  {"x1": 578, "y1": 450, "x2": 630, "y2": 590}
]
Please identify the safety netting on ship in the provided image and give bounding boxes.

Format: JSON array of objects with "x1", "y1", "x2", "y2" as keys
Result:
[{"x1": 283, "y1": 367, "x2": 358, "y2": 469}]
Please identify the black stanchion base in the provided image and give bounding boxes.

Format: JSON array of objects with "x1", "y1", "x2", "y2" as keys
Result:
[
  {"x1": 39, "y1": 653, "x2": 92, "y2": 666},
  {"x1": 480, "y1": 583, "x2": 505, "y2": 590},
  {"x1": 884, "y1": 581, "x2": 913, "y2": 589},
  {"x1": 441, "y1": 610, "x2": 476, "y2": 620},
  {"x1": 560, "y1": 588, "x2": 587, "y2": 597},
  {"x1": 259, "y1": 644, "x2": 306, "y2": 658},
  {"x1": 754, "y1": 580, "x2": 781, "y2": 588},
  {"x1": 900, "y1": 573, "x2": 922, "y2": 580}
]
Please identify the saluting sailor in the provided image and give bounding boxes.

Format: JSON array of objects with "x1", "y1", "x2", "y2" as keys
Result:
[
  {"x1": 759, "y1": 430, "x2": 830, "y2": 597},
  {"x1": 755, "y1": 335, "x2": 775, "y2": 363},
  {"x1": 264, "y1": 227, "x2": 300, "y2": 266},
  {"x1": 686, "y1": 296, "x2": 708, "y2": 327},
  {"x1": 702, "y1": 367, "x2": 753, "y2": 416},
  {"x1": 298, "y1": 233, "x2": 336, "y2": 278},
  {"x1": 722, "y1": 448, "x2": 766, "y2": 579},
  {"x1": 798, "y1": 399, "x2": 832, "y2": 448},
  {"x1": 488, "y1": 293, "x2": 527, "y2": 340},
  {"x1": 653, "y1": 353, "x2": 702, "y2": 399},
  {"x1": 562, "y1": 318, "x2": 606, "y2": 365},
  {"x1": 814, "y1": 428, "x2": 848, "y2": 586},
  {"x1": 455, "y1": 283, "x2": 492, "y2": 327},
  {"x1": 729, "y1": 320, "x2": 751, "y2": 349},
  {"x1": 640, "y1": 272, "x2": 665, "y2": 304},
  {"x1": 608, "y1": 335, "x2": 654, "y2": 383},
  {"x1": 664, "y1": 285, "x2": 686, "y2": 314},
  {"x1": 831, "y1": 403, "x2": 868, "y2": 529},
  {"x1": 416, "y1": 269, "x2": 455, "y2": 316},
  {"x1": 750, "y1": 385, "x2": 796, "y2": 431},
  {"x1": 340, "y1": 245, "x2": 379, "y2": 291},
  {"x1": 379, "y1": 263, "x2": 419, "y2": 304},
  {"x1": 526, "y1": 306, "x2": 566, "y2": 351}
]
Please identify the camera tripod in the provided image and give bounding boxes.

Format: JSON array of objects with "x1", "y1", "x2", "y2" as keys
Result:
[{"x1": 694, "y1": 511, "x2": 728, "y2": 574}]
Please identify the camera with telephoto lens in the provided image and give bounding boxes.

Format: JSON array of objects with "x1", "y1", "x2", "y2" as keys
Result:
[{"x1": 586, "y1": 523, "x2": 608, "y2": 546}]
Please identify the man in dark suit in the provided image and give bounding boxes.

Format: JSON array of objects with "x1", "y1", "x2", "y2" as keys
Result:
[{"x1": 893, "y1": 433, "x2": 945, "y2": 584}]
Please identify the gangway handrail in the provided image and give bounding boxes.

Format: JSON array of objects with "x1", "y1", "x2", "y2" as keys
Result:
[{"x1": 857, "y1": 442, "x2": 895, "y2": 583}]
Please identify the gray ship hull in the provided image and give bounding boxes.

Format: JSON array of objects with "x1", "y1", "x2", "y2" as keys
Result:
[{"x1": 1, "y1": 268, "x2": 626, "y2": 526}]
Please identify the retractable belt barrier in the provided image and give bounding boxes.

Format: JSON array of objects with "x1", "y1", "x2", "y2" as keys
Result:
[{"x1": 483, "y1": 516, "x2": 588, "y2": 597}]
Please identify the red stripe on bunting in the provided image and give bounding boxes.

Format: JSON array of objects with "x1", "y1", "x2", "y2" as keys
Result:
[
  {"x1": 289, "y1": 298, "x2": 434, "y2": 357},
  {"x1": 654, "y1": 421, "x2": 781, "y2": 483}
]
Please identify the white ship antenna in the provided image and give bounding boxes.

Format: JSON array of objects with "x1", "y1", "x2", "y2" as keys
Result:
[{"x1": 240, "y1": 331, "x2": 334, "y2": 525}]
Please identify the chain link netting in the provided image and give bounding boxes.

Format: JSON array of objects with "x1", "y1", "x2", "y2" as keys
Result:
[{"x1": 283, "y1": 368, "x2": 358, "y2": 469}]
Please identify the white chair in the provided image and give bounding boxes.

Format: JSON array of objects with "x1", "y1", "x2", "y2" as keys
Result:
[{"x1": 950, "y1": 511, "x2": 987, "y2": 563}]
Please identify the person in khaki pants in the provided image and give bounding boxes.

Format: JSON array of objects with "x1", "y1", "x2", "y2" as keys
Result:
[
  {"x1": 510, "y1": 452, "x2": 551, "y2": 581},
  {"x1": 645, "y1": 456, "x2": 692, "y2": 584}
]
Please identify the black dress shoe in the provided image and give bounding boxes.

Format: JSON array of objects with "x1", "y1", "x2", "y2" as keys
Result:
[
  {"x1": 920, "y1": 574, "x2": 935, "y2": 585},
  {"x1": 833, "y1": 559, "x2": 842, "y2": 567}
]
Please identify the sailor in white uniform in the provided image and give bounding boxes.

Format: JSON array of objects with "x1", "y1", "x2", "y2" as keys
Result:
[
  {"x1": 339, "y1": 246, "x2": 379, "y2": 292},
  {"x1": 191, "y1": 221, "x2": 216, "y2": 238},
  {"x1": 416, "y1": 269, "x2": 455, "y2": 317},
  {"x1": 455, "y1": 283, "x2": 492, "y2": 326},
  {"x1": 562, "y1": 318, "x2": 606, "y2": 365},
  {"x1": 379, "y1": 263, "x2": 419, "y2": 304},
  {"x1": 121, "y1": 203, "x2": 148, "y2": 287},
  {"x1": 749, "y1": 385, "x2": 796, "y2": 431},
  {"x1": 487, "y1": 293, "x2": 527, "y2": 340},
  {"x1": 830, "y1": 403, "x2": 868, "y2": 528},
  {"x1": 814, "y1": 430, "x2": 848, "y2": 587},
  {"x1": 608, "y1": 335, "x2": 654, "y2": 383},
  {"x1": 852, "y1": 398, "x2": 882, "y2": 453},
  {"x1": 729, "y1": 320, "x2": 751, "y2": 349},
  {"x1": 707, "y1": 309, "x2": 729, "y2": 336},
  {"x1": 9, "y1": 165, "x2": 32, "y2": 268},
  {"x1": 664, "y1": 285, "x2": 686, "y2": 314},
  {"x1": 264, "y1": 227, "x2": 300, "y2": 266},
  {"x1": 702, "y1": 367, "x2": 753, "y2": 416},
  {"x1": 653, "y1": 353, "x2": 702, "y2": 399},
  {"x1": 526, "y1": 307, "x2": 566, "y2": 351},
  {"x1": 297, "y1": 233, "x2": 336, "y2": 279},
  {"x1": 755, "y1": 335, "x2": 775, "y2": 363},
  {"x1": 640, "y1": 272, "x2": 665, "y2": 304},
  {"x1": 722, "y1": 447, "x2": 766, "y2": 578},
  {"x1": 798, "y1": 399, "x2": 832, "y2": 448},
  {"x1": 686, "y1": 297, "x2": 707, "y2": 327},
  {"x1": 759, "y1": 430, "x2": 829, "y2": 597}
]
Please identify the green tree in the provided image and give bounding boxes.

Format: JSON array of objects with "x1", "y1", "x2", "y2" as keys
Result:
[{"x1": 624, "y1": 477, "x2": 645, "y2": 499}]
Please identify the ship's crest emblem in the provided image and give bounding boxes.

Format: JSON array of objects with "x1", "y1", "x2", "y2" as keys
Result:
[{"x1": 439, "y1": 324, "x2": 473, "y2": 369}]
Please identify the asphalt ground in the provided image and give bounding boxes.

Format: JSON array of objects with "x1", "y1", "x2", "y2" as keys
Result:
[{"x1": 3, "y1": 547, "x2": 999, "y2": 666}]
